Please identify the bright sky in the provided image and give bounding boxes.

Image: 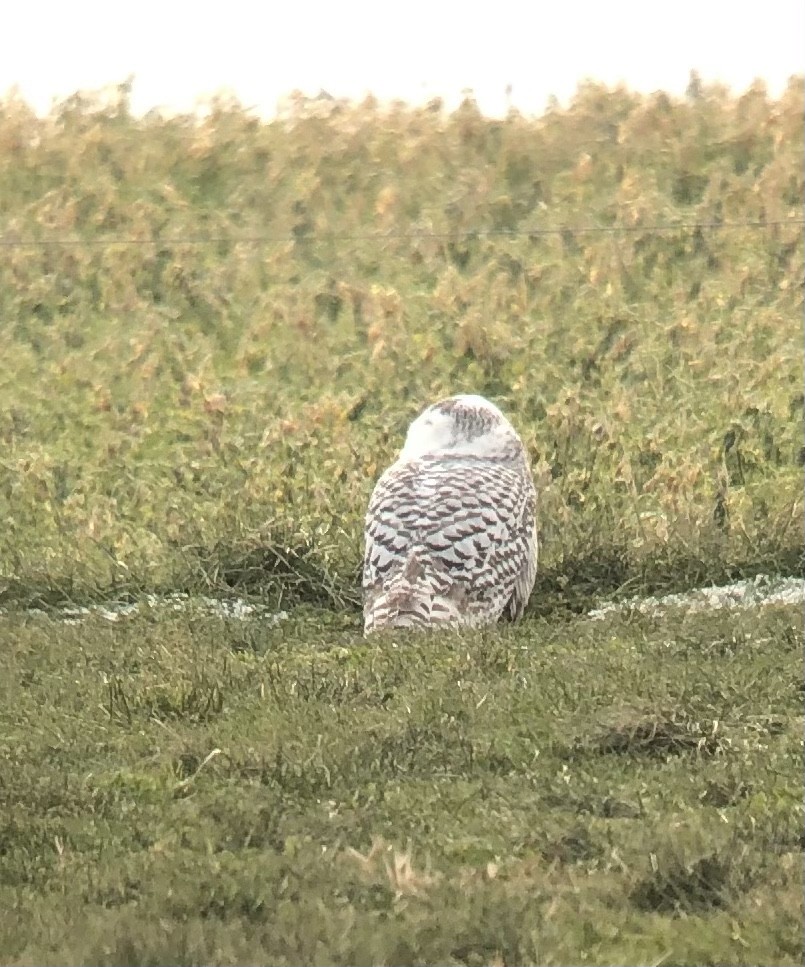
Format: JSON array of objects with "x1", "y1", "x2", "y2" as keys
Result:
[{"x1": 2, "y1": 0, "x2": 803, "y2": 118}]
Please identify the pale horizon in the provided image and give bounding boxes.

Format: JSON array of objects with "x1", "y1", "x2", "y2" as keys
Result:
[{"x1": 2, "y1": 0, "x2": 803, "y2": 119}]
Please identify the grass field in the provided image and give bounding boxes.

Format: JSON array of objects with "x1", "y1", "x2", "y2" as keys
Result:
[{"x1": 0, "y1": 78, "x2": 803, "y2": 964}]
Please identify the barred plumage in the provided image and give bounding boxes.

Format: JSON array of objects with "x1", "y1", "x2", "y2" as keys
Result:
[{"x1": 363, "y1": 394, "x2": 538, "y2": 633}]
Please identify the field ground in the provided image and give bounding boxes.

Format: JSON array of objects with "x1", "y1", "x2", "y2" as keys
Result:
[
  {"x1": 0, "y1": 79, "x2": 803, "y2": 964},
  {"x1": 1, "y1": 596, "x2": 802, "y2": 965}
]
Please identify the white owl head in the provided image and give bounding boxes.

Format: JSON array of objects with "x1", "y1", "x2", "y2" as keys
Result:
[{"x1": 399, "y1": 394, "x2": 526, "y2": 462}]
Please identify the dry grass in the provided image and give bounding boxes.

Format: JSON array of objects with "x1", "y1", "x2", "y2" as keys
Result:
[{"x1": 0, "y1": 77, "x2": 802, "y2": 608}]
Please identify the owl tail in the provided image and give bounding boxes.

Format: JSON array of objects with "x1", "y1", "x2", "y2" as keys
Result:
[{"x1": 363, "y1": 553, "x2": 467, "y2": 633}]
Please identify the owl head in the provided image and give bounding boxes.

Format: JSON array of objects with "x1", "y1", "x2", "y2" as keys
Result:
[{"x1": 399, "y1": 394, "x2": 526, "y2": 462}]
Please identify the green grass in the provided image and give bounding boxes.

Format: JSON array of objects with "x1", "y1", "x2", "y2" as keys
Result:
[
  {"x1": 1, "y1": 603, "x2": 802, "y2": 965},
  {"x1": 0, "y1": 78, "x2": 803, "y2": 963}
]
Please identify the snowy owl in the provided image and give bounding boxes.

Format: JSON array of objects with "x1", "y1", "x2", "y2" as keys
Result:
[{"x1": 363, "y1": 394, "x2": 538, "y2": 633}]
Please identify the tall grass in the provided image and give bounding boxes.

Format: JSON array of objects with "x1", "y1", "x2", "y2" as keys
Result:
[{"x1": 0, "y1": 78, "x2": 802, "y2": 608}]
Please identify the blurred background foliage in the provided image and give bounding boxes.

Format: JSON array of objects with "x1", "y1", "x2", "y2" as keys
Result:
[{"x1": 0, "y1": 77, "x2": 802, "y2": 607}]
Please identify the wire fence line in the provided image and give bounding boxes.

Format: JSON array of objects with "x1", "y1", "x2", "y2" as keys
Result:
[{"x1": 0, "y1": 218, "x2": 802, "y2": 250}]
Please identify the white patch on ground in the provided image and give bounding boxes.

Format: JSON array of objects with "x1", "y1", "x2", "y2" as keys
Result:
[
  {"x1": 0, "y1": 592, "x2": 288, "y2": 626},
  {"x1": 587, "y1": 574, "x2": 805, "y2": 620},
  {"x1": 2, "y1": 575, "x2": 801, "y2": 625}
]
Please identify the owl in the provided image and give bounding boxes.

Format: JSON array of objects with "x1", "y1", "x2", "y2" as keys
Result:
[{"x1": 363, "y1": 394, "x2": 538, "y2": 633}]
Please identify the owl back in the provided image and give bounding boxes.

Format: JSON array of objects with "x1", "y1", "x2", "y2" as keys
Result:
[{"x1": 362, "y1": 454, "x2": 537, "y2": 633}]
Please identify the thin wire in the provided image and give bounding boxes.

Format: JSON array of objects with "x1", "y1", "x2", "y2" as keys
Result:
[{"x1": 0, "y1": 218, "x2": 802, "y2": 249}]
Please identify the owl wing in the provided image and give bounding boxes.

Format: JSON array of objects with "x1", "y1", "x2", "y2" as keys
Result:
[{"x1": 363, "y1": 455, "x2": 537, "y2": 621}]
